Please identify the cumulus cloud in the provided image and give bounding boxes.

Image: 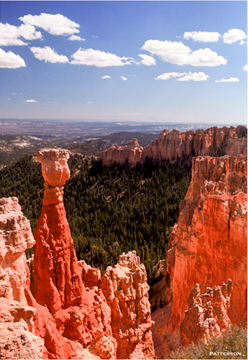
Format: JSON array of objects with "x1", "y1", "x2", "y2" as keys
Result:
[
  {"x1": 243, "y1": 65, "x2": 248, "y2": 71},
  {"x1": 26, "y1": 99, "x2": 37, "y2": 102},
  {"x1": 155, "y1": 71, "x2": 209, "y2": 81},
  {"x1": 138, "y1": 54, "x2": 156, "y2": 65},
  {"x1": 223, "y1": 29, "x2": 247, "y2": 44},
  {"x1": 121, "y1": 76, "x2": 127, "y2": 81},
  {"x1": 0, "y1": 48, "x2": 26, "y2": 68},
  {"x1": 102, "y1": 75, "x2": 111, "y2": 79},
  {"x1": 71, "y1": 48, "x2": 133, "y2": 67},
  {"x1": 177, "y1": 72, "x2": 209, "y2": 81},
  {"x1": 68, "y1": 35, "x2": 85, "y2": 41},
  {"x1": 0, "y1": 22, "x2": 42, "y2": 46},
  {"x1": 19, "y1": 13, "x2": 80, "y2": 36},
  {"x1": 141, "y1": 39, "x2": 227, "y2": 67},
  {"x1": 215, "y1": 77, "x2": 239, "y2": 83},
  {"x1": 30, "y1": 46, "x2": 69, "y2": 63},
  {"x1": 183, "y1": 31, "x2": 221, "y2": 42}
]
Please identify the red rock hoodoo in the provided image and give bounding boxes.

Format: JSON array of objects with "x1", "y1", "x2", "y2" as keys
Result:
[
  {"x1": 180, "y1": 279, "x2": 233, "y2": 346},
  {"x1": 32, "y1": 149, "x2": 116, "y2": 359},
  {"x1": 0, "y1": 197, "x2": 44, "y2": 359},
  {"x1": 151, "y1": 155, "x2": 247, "y2": 357},
  {"x1": 100, "y1": 126, "x2": 247, "y2": 167}
]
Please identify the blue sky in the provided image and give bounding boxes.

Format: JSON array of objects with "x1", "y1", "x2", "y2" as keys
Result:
[{"x1": 0, "y1": 1, "x2": 247, "y2": 124}]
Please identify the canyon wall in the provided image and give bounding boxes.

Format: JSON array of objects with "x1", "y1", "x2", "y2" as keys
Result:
[
  {"x1": 100, "y1": 126, "x2": 247, "y2": 167},
  {"x1": 151, "y1": 155, "x2": 247, "y2": 357}
]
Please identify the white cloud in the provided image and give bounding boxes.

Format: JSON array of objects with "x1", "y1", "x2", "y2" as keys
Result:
[
  {"x1": 141, "y1": 40, "x2": 227, "y2": 66},
  {"x1": 102, "y1": 75, "x2": 111, "y2": 79},
  {"x1": 215, "y1": 77, "x2": 239, "y2": 83},
  {"x1": 71, "y1": 48, "x2": 133, "y2": 67},
  {"x1": 19, "y1": 13, "x2": 80, "y2": 36},
  {"x1": 240, "y1": 40, "x2": 245, "y2": 45},
  {"x1": 26, "y1": 99, "x2": 37, "y2": 102},
  {"x1": 87, "y1": 101, "x2": 92, "y2": 104},
  {"x1": 243, "y1": 65, "x2": 248, "y2": 71},
  {"x1": 30, "y1": 46, "x2": 69, "y2": 63},
  {"x1": 0, "y1": 22, "x2": 42, "y2": 46},
  {"x1": 12, "y1": 93, "x2": 16, "y2": 95},
  {"x1": 121, "y1": 76, "x2": 127, "y2": 81},
  {"x1": 138, "y1": 54, "x2": 156, "y2": 66},
  {"x1": 223, "y1": 29, "x2": 247, "y2": 44},
  {"x1": 0, "y1": 48, "x2": 26, "y2": 68},
  {"x1": 155, "y1": 71, "x2": 209, "y2": 81},
  {"x1": 177, "y1": 72, "x2": 209, "y2": 81},
  {"x1": 68, "y1": 35, "x2": 85, "y2": 41},
  {"x1": 183, "y1": 31, "x2": 221, "y2": 43},
  {"x1": 155, "y1": 72, "x2": 186, "y2": 80},
  {"x1": 18, "y1": 24, "x2": 42, "y2": 41}
]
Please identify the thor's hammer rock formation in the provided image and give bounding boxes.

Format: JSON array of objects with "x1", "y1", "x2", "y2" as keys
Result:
[{"x1": 32, "y1": 149, "x2": 117, "y2": 359}]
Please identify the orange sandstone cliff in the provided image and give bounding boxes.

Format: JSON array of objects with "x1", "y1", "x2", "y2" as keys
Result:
[
  {"x1": 100, "y1": 126, "x2": 247, "y2": 167},
  {"x1": 151, "y1": 155, "x2": 247, "y2": 357}
]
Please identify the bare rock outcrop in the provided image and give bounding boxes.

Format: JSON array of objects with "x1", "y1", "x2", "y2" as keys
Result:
[
  {"x1": 100, "y1": 138, "x2": 143, "y2": 168},
  {"x1": 0, "y1": 197, "x2": 44, "y2": 359},
  {"x1": 31, "y1": 149, "x2": 117, "y2": 359},
  {"x1": 101, "y1": 126, "x2": 247, "y2": 167},
  {"x1": 100, "y1": 251, "x2": 155, "y2": 359},
  {"x1": 151, "y1": 155, "x2": 247, "y2": 357},
  {"x1": 180, "y1": 280, "x2": 232, "y2": 346}
]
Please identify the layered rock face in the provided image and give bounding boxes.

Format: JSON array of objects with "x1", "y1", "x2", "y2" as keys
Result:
[
  {"x1": 180, "y1": 280, "x2": 232, "y2": 346},
  {"x1": 32, "y1": 149, "x2": 116, "y2": 359},
  {"x1": 0, "y1": 197, "x2": 44, "y2": 359},
  {"x1": 152, "y1": 155, "x2": 247, "y2": 357},
  {"x1": 101, "y1": 126, "x2": 247, "y2": 167},
  {"x1": 100, "y1": 251, "x2": 155, "y2": 359}
]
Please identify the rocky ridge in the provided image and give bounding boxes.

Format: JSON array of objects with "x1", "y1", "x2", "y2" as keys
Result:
[
  {"x1": 151, "y1": 154, "x2": 247, "y2": 357},
  {"x1": 100, "y1": 126, "x2": 247, "y2": 167}
]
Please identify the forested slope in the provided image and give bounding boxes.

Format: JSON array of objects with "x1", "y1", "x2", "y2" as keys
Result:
[{"x1": 0, "y1": 154, "x2": 191, "y2": 284}]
